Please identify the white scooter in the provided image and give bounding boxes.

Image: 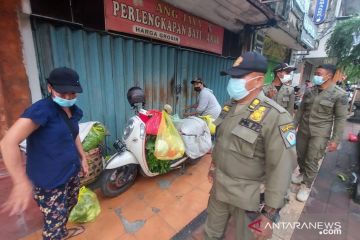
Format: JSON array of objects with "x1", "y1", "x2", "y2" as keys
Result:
[{"x1": 100, "y1": 87, "x2": 212, "y2": 197}]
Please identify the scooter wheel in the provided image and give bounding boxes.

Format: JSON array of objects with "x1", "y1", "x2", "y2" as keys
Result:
[{"x1": 100, "y1": 164, "x2": 138, "y2": 197}]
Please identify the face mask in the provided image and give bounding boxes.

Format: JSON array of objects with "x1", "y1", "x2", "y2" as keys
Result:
[
  {"x1": 280, "y1": 74, "x2": 292, "y2": 84},
  {"x1": 194, "y1": 87, "x2": 201, "y2": 92},
  {"x1": 312, "y1": 75, "x2": 325, "y2": 85},
  {"x1": 53, "y1": 95, "x2": 77, "y2": 107},
  {"x1": 227, "y1": 76, "x2": 259, "y2": 100}
]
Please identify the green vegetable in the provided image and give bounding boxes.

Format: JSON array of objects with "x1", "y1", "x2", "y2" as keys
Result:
[
  {"x1": 69, "y1": 187, "x2": 101, "y2": 223},
  {"x1": 146, "y1": 136, "x2": 170, "y2": 174},
  {"x1": 82, "y1": 123, "x2": 107, "y2": 152}
]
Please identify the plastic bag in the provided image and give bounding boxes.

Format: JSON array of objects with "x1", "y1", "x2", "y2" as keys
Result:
[
  {"x1": 82, "y1": 123, "x2": 107, "y2": 152},
  {"x1": 154, "y1": 111, "x2": 185, "y2": 160},
  {"x1": 348, "y1": 133, "x2": 358, "y2": 142},
  {"x1": 69, "y1": 186, "x2": 101, "y2": 223},
  {"x1": 181, "y1": 117, "x2": 212, "y2": 159},
  {"x1": 198, "y1": 115, "x2": 216, "y2": 135},
  {"x1": 171, "y1": 114, "x2": 184, "y2": 131},
  {"x1": 146, "y1": 110, "x2": 162, "y2": 135}
]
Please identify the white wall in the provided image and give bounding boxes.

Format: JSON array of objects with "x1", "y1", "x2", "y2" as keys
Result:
[
  {"x1": 306, "y1": 33, "x2": 331, "y2": 59},
  {"x1": 19, "y1": 0, "x2": 42, "y2": 103}
]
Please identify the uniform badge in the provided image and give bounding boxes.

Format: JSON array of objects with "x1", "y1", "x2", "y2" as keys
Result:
[
  {"x1": 279, "y1": 123, "x2": 296, "y2": 148},
  {"x1": 233, "y1": 56, "x2": 243, "y2": 67},
  {"x1": 248, "y1": 98, "x2": 261, "y2": 111},
  {"x1": 249, "y1": 106, "x2": 268, "y2": 123},
  {"x1": 218, "y1": 104, "x2": 232, "y2": 119},
  {"x1": 239, "y1": 118, "x2": 262, "y2": 132}
]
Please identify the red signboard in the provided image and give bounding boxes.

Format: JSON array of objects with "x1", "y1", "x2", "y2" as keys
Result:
[{"x1": 105, "y1": 0, "x2": 224, "y2": 54}]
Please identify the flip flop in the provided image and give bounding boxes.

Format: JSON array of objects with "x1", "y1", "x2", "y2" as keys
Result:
[{"x1": 63, "y1": 226, "x2": 85, "y2": 239}]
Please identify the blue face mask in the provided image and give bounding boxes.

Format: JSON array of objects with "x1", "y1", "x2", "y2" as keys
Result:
[
  {"x1": 312, "y1": 75, "x2": 325, "y2": 85},
  {"x1": 227, "y1": 77, "x2": 259, "y2": 100},
  {"x1": 53, "y1": 95, "x2": 77, "y2": 107}
]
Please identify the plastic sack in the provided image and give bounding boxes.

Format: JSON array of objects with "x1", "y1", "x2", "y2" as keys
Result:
[
  {"x1": 146, "y1": 110, "x2": 162, "y2": 135},
  {"x1": 171, "y1": 114, "x2": 184, "y2": 131},
  {"x1": 180, "y1": 117, "x2": 212, "y2": 159},
  {"x1": 69, "y1": 186, "x2": 101, "y2": 223},
  {"x1": 198, "y1": 115, "x2": 216, "y2": 135},
  {"x1": 82, "y1": 123, "x2": 107, "y2": 152},
  {"x1": 154, "y1": 111, "x2": 185, "y2": 160}
]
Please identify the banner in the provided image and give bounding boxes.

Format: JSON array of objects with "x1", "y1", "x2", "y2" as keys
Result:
[
  {"x1": 313, "y1": 0, "x2": 328, "y2": 25},
  {"x1": 105, "y1": 0, "x2": 224, "y2": 54}
]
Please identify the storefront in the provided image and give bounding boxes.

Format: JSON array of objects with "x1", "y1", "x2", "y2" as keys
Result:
[{"x1": 30, "y1": 0, "x2": 235, "y2": 143}]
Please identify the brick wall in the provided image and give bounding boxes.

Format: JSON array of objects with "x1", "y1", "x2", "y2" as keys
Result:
[{"x1": 0, "y1": 0, "x2": 31, "y2": 139}]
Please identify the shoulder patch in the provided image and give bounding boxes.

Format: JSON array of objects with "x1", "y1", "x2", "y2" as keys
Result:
[
  {"x1": 279, "y1": 123, "x2": 296, "y2": 148},
  {"x1": 341, "y1": 94, "x2": 348, "y2": 105}
]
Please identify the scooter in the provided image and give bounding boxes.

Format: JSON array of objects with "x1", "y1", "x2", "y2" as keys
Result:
[{"x1": 100, "y1": 87, "x2": 212, "y2": 197}]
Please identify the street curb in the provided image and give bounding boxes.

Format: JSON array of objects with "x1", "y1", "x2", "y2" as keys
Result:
[{"x1": 171, "y1": 210, "x2": 207, "y2": 240}]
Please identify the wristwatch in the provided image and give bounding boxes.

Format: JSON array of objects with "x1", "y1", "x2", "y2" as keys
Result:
[{"x1": 261, "y1": 208, "x2": 280, "y2": 223}]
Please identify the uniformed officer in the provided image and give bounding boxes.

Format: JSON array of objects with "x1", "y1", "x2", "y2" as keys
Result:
[
  {"x1": 263, "y1": 63, "x2": 296, "y2": 115},
  {"x1": 204, "y1": 52, "x2": 297, "y2": 240},
  {"x1": 293, "y1": 64, "x2": 348, "y2": 202}
]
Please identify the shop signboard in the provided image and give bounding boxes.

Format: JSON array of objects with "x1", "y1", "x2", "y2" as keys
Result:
[
  {"x1": 313, "y1": 0, "x2": 329, "y2": 24},
  {"x1": 105, "y1": 0, "x2": 224, "y2": 54}
]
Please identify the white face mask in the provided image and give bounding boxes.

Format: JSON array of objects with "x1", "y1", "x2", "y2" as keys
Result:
[{"x1": 280, "y1": 74, "x2": 292, "y2": 84}]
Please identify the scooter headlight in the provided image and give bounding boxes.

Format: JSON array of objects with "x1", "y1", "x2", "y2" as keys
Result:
[{"x1": 123, "y1": 119, "x2": 134, "y2": 140}]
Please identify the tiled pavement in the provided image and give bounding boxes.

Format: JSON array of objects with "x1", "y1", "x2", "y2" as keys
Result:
[
  {"x1": 2, "y1": 122, "x2": 359, "y2": 240},
  {"x1": 13, "y1": 155, "x2": 213, "y2": 240},
  {"x1": 291, "y1": 122, "x2": 360, "y2": 240}
]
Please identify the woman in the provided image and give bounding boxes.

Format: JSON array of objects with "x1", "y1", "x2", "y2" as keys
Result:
[{"x1": 1, "y1": 67, "x2": 89, "y2": 239}]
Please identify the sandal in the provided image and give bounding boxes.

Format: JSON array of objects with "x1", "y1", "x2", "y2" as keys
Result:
[{"x1": 63, "y1": 226, "x2": 85, "y2": 239}]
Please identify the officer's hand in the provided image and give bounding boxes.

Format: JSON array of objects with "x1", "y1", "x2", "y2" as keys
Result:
[
  {"x1": 208, "y1": 162, "x2": 216, "y2": 183},
  {"x1": 251, "y1": 215, "x2": 273, "y2": 240},
  {"x1": 327, "y1": 141, "x2": 338, "y2": 152}
]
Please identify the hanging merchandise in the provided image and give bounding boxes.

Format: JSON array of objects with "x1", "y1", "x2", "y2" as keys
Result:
[
  {"x1": 154, "y1": 111, "x2": 185, "y2": 160},
  {"x1": 69, "y1": 187, "x2": 101, "y2": 223}
]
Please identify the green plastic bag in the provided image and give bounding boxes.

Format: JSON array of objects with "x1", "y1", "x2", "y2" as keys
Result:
[
  {"x1": 82, "y1": 123, "x2": 107, "y2": 152},
  {"x1": 69, "y1": 186, "x2": 101, "y2": 223}
]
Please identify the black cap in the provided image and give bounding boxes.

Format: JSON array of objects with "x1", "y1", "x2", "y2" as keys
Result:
[
  {"x1": 274, "y1": 63, "x2": 296, "y2": 73},
  {"x1": 191, "y1": 77, "x2": 203, "y2": 84},
  {"x1": 47, "y1": 67, "x2": 83, "y2": 93},
  {"x1": 220, "y1": 52, "x2": 268, "y2": 77}
]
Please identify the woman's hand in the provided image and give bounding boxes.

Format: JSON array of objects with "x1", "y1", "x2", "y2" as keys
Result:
[
  {"x1": 0, "y1": 118, "x2": 38, "y2": 216},
  {"x1": 2, "y1": 179, "x2": 33, "y2": 216}
]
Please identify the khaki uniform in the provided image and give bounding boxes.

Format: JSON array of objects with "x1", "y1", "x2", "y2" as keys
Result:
[
  {"x1": 263, "y1": 84, "x2": 295, "y2": 115},
  {"x1": 294, "y1": 84, "x2": 348, "y2": 187},
  {"x1": 205, "y1": 92, "x2": 297, "y2": 240}
]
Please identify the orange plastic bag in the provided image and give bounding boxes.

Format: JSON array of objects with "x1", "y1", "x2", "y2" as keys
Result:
[{"x1": 154, "y1": 111, "x2": 185, "y2": 160}]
